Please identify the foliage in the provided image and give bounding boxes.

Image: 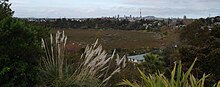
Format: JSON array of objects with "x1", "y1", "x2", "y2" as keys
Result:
[
  {"x1": 142, "y1": 53, "x2": 165, "y2": 74},
  {"x1": 0, "y1": 0, "x2": 14, "y2": 20},
  {"x1": 40, "y1": 31, "x2": 127, "y2": 87},
  {"x1": 177, "y1": 18, "x2": 220, "y2": 86},
  {"x1": 0, "y1": 17, "x2": 47, "y2": 86},
  {"x1": 180, "y1": 20, "x2": 207, "y2": 46},
  {"x1": 119, "y1": 58, "x2": 220, "y2": 87},
  {"x1": 210, "y1": 25, "x2": 220, "y2": 38},
  {"x1": 201, "y1": 48, "x2": 220, "y2": 85},
  {"x1": 161, "y1": 43, "x2": 176, "y2": 67}
]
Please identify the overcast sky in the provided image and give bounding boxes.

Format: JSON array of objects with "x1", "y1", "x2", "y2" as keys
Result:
[{"x1": 10, "y1": 0, "x2": 220, "y2": 18}]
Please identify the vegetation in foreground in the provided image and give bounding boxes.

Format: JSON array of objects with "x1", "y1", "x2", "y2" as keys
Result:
[
  {"x1": 0, "y1": 17, "x2": 47, "y2": 87},
  {"x1": 0, "y1": 0, "x2": 47, "y2": 86},
  {"x1": 0, "y1": 0, "x2": 220, "y2": 87},
  {"x1": 40, "y1": 31, "x2": 220, "y2": 87},
  {"x1": 119, "y1": 58, "x2": 220, "y2": 87},
  {"x1": 40, "y1": 31, "x2": 127, "y2": 86}
]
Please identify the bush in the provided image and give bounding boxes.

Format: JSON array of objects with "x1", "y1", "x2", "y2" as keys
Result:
[
  {"x1": 0, "y1": 0, "x2": 14, "y2": 20},
  {"x1": 0, "y1": 17, "x2": 47, "y2": 87},
  {"x1": 142, "y1": 53, "x2": 165, "y2": 74},
  {"x1": 178, "y1": 19, "x2": 220, "y2": 86}
]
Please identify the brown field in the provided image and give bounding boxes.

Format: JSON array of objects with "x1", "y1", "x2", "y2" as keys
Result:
[{"x1": 51, "y1": 29, "x2": 180, "y2": 50}]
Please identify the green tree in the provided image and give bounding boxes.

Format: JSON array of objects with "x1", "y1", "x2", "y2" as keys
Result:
[
  {"x1": 0, "y1": 0, "x2": 14, "y2": 20},
  {"x1": 180, "y1": 20, "x2": 208, "y2": 46},
  {"x1": 0, "y1": 17, "x2": 47, "y2": 87},
  {"x1": 177, "y1": 18, "x2": 220, "y2": 86},
  {"x1": 202, "y1": 48, "x2": 220, "y2": 85},
  {"x1": 142, "y1": 53, "x2": 165, "y2": 74},
  {"x1": 0, "y1": 1, "x2": 48, "y2": 85}
]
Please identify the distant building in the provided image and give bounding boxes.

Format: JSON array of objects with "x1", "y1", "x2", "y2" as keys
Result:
[
  {"x1": 140, "y1": 9, "x2": 142, "y2": 18},
  {"x1": 143, "y1": 16, "x2": 156, "y2": 20},
  {"x1": 127, "y1": 54, "x2": 147, "y2": 63},
  {"x1": 183, "y1": 15, "x2": 187, "y2": 20},
  {"x1": 143, "y1": 23, "x2": 149, "y2": 29},
  {"x1": 214, "y1": 16, "x2": 220, "y2": 25}
]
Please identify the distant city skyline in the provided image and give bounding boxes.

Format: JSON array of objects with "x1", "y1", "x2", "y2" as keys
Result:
[{"x1": 11, "y1": 0, "x2": 220, "y2": 18}]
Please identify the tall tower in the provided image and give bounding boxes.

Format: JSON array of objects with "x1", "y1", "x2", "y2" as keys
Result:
[
  {"x1": 183, "y1": 15, "x2": 186, "y2": 20},
  {"x1": 117, "y1": 14, "x2": 120, "y2": 19},
  {"x1": 140, "y1": 9, "x2": 142, "y2": 18}
]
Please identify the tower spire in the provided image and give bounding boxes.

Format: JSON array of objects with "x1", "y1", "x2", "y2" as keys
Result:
[{"x1": 140, "y1": 9, "x2": 142, "y2": 18}]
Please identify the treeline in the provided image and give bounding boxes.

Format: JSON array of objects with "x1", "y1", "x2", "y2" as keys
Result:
[
  {"x1": 172, "y1": 17, "x2": 220, "y2": 86},
  {"x1": 25, "y1": 18, "x2": 165, "y2": 30}
]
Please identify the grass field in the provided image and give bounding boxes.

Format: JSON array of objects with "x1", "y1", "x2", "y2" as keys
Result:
[{"x1": 51, "y1": 29, "x2": 180, "y2": 50}]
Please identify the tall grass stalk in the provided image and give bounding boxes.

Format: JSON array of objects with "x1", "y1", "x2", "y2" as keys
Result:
[
  {"x1": 40, "y1": 31, "x2": 126, "y2": 87},
  {"x1": 119, "y1": 58, "x2": 220, "y2": 87}
]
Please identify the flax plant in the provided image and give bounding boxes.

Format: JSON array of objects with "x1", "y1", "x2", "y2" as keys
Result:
[
  {"x1": 40, "y1": 31, "x2": 126, "y2": 87},
  {"x1": 119, "y1": 58, "x2": 220, "y2": 87}
]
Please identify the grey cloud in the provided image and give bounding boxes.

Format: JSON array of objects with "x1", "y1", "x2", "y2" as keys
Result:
[
  {"x1": 120, "y1": 0, "x2": 220, "y2": 9},
  {"x1": 11, "y1": 0, "x2": 220, "y2": 18},
  {"x1": 12, "y1": 6, "x2": 220, "y2": 18}
]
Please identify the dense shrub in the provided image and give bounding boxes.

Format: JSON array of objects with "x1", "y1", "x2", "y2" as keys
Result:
[
  {"x1": 142, "y1": 53, "x2": 165, "y2": 74},
  {"x1": 0, "y1": 17, "x2": 47, "y2": 86},
  {"x1": 177, "y1": 18, "x2": 220, "y2": 86},
  {"x1": 0, "y1": 0, "x2": 14, "y2": 20}
]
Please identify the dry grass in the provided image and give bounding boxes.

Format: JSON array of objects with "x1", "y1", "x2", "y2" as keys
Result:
[{"x1": 51, "y1": 29, "x2": 178, "y2": 49}]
